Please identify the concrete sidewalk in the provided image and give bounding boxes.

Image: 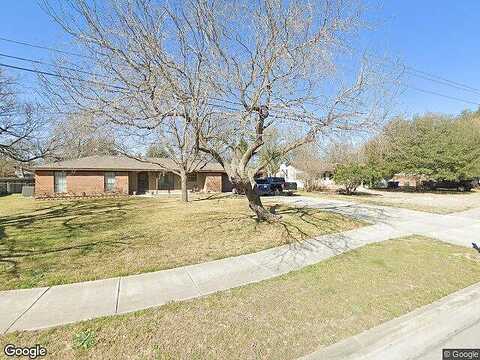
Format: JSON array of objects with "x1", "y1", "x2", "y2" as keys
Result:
[
  {"x1": 300, "y1": 281, "x2": 480, "y2": 360},
  {"x1": 0, "y1": 223, "x2": 409, "y2": 334},
  {"x1": 1, "y1": 197, "x2": 478, "y2": 334}
]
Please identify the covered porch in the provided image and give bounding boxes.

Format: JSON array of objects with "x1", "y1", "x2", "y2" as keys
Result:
[{"x1": 128, "y1": 171, "x2": 232, "y2": 195}]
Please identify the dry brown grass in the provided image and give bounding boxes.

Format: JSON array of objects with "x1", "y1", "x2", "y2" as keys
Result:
[
  {"x1": 0, "y1": 194, "x2": 363, "y2": 290},
  {"x1": 300, "y1": 189, "x2": 480, "y2": 214},
  {"x1": 3, "y1": 236, "x2": 480, "y2": 359}
]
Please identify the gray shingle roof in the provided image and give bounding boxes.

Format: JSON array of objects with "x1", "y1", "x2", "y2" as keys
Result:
[{"x1": 34, "y1": 155, "x2": 225, "y2": 173}]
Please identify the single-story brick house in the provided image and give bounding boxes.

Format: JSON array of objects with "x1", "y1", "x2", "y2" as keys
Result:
[{"x1": 34, "y1": 155, "x2": 233, "y2": 197}]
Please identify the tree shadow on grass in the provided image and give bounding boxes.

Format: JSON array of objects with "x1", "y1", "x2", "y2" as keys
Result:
[
  {"x1": 0, "y1": 199, "x2": 132, "y2": 278},
  {"x1": 194, "y1": 203, "x2": 363, "y2": 246},
  {"x1": 193, "y1": 193, "x2": 243, "y2": 202},
  {"x1": 339, "y1": 191, "x2": 382, "y2": 197},
  {"x1": 247, "y1": 203, "x2": 395, "y2": 271},
  {"x1": 274, "y1": 206, "x2": 356, "y2": 244}
]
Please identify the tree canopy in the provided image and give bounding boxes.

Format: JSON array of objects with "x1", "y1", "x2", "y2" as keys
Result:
[{"x1": 364, "y1": 113, "x2": 480, "y2": 181}]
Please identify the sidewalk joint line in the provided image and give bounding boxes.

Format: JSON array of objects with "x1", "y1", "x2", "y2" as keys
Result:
[
  {"x1": 115, "y1": 277, "x2": 122, "y2": 314},
  {"x1": 185, "y1": 269, "x2": 202, "y2": 295},
  {"x1": 4, "y1": 287, "x2": 50, "y2": 334}
]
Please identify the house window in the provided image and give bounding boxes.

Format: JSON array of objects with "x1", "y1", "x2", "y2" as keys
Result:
[
  {"x1": 104, "y1": 172, "x2": 116, "y2": 192},
  {"x1": 54, "y1": 171, "x2": 67, "y2": 193},
  {"x1": 158, "y1": 172, "x2": 174, "y2": 190},
  {"x1": 187, "y1": 173, "x2": 197, "y2": 182}
]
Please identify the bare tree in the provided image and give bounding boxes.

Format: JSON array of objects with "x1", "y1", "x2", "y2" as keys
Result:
[
  {"x1": 41, "y1": 0, "x2": 217, "y2": 202},
  {"x1": 191, "y1": 1, "x2": 394, "y2": 220},
  {"x1": 0, "y1": 157, "x2": 16, "y2": 177},
  {"x1": 289, "y1": 143, "x2": 331, "y2": 191},
  {"x1": 0, "y1": 69, "x2": 57, "y2": 163},
  {"x1": 115, "y1": 113, "x2": 212, "y2": 202},
  {"x1": 323, "y1": 140, "x2": 361, "y2": 165},
  {"x1": 42, "y1": 0, "x2": 394, "y2": 218},
  {"x1": 50, "y1": 111, "x2": 117, "y2": 160}
]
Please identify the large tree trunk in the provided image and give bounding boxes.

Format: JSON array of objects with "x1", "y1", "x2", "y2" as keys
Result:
[
  {"x1": 180, "y1": 170, "x2": 188, "y2": 202},
  {"x1": 243, "y1": 181, "x2": 280, "y2": 222}
]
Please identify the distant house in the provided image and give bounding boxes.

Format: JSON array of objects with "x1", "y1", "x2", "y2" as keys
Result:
[
  {"x1": 276, "y1": 162, "x2": 335, "y2": 189},
  {"x1": 389, "y1": 173, "x2": 427, "y2": 188},
  {"x1": 277, "y1": 163, "x2": 305, "y2": 189},
  {"x1": 34, "y1": 155, "x2": 233, "y2": 197}
]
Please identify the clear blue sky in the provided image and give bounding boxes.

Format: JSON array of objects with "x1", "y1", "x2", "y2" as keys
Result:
[{"x1": 1, "y1": 1, "x2": 480, "y2": 117}]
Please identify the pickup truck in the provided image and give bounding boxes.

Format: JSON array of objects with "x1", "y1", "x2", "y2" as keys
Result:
[
  {"x1": 422, "y1": 180, "x2": 475, "y2": 192},
  {"x1": 254, "y1": 177, "x2": 297, "y2": 196}
]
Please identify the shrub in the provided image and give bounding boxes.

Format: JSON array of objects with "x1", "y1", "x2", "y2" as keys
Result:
[{"x1": 334, "y1": 163, "x2": 379, "y2": 194}]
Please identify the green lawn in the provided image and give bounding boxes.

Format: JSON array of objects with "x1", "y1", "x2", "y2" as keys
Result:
[
  {"x1": 3, "y1": 236, "x2": 480, "y2": 359},
  {"x1": 0, "y1": 194, "x2": 364, "y2": 290}
]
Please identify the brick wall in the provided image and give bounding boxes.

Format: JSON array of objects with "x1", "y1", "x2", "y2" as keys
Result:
[
  {"x1": 35, "y1": 170, "x2": 129, "y2": 196},
  {"x1": 392, "y1": 174, "x2": 421, "y2": 187},
  {"x1": 203, "y1": 172, "x2": 222, "y2": 192},
  {"x1": 35, "y1": 169, "x2": 230, "y2": 195},
  {"x1": 34, "y1": 170, "x2": 54, "y2": 196},
  {"x1": 115, "y1": 172, "x2": 129, "y2": 194},
  {"x1": 67, "y1": 171, "x2": 104, "y2": 194},
  {"x1": 148, "y1": 172, "x2": 158, "y2": 191}
]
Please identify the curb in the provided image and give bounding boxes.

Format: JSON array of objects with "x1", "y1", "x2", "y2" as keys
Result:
[{"x1": 300, "y1": 282, "x2": 480, "y2": 360}]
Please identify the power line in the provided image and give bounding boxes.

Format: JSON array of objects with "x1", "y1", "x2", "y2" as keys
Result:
[
  {"x1": 0, "y1": 62, "x2": 127, "y2": 91},
  {"x1": 351, "y1": 48, "x2": 480, "y2": 96},
  {"x1": 4, "y1": 59, "x2": 479, "y2": 112},
  {"x1": 404, "y1": 84, "x2": 480, "y2": 106},
  {"x1": 3, "y1": 60, "x2": 480, "y2": 110},
  {"x1": 406, "y1": 67, "x2": 480, "y2": 94},
  {"x1": 0, "y1": 36, "x2": 90, "y2": 59},
  {"x1": 7, "y1": 48, "x2": 480, "y2": 105},
  {"x1": 3, "y1": 35, "x2": 480, "y2": 98},
  {"x1": 0, "y1": 52, "x2": 105, "y2": 78},
  {"x1": 405, "y1": 69, "x2": 480, "y2": 95},
  {"x1": 2, "y1": 37, "x2": 480, "y2": 110}
]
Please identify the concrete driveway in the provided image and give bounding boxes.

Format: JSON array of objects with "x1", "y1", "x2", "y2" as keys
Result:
[{"x1": 278, "y1": 196, "x2": 480, "y2": 248}]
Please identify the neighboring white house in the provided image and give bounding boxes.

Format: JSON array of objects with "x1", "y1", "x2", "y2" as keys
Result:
[
  {"x1": 277, "y1": 163, "x2": 305, "y2": 189},
  {"x1": 276, "y1": 162, "x2": 335, "y2": 189}
]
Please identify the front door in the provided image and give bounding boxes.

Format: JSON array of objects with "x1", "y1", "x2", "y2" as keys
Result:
[{"x1": 137, "y1": 172, "x2": 149, "y2": 194}]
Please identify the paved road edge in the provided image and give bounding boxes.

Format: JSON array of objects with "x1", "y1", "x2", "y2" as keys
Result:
[{"x1": 300, "y1": 281, "x2": 480, "y2": 360}]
